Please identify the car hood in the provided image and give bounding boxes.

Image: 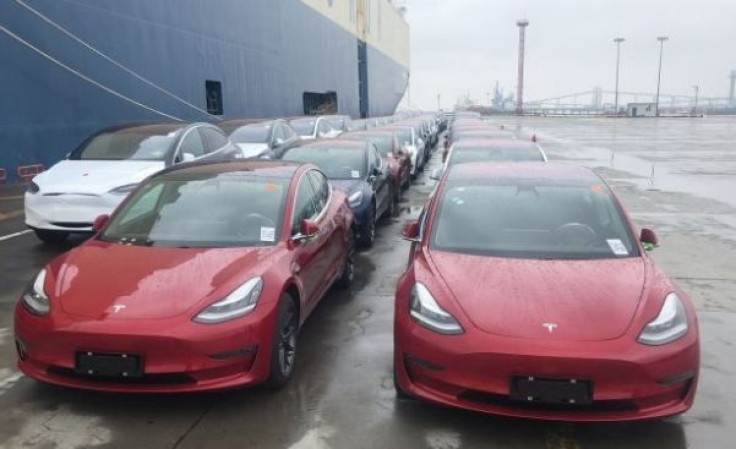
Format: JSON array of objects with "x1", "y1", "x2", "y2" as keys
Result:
[
  {"x1": 52, "y1": 241, "x2": 280, "y2": 320},
  {"x1": 428, "y1": 251, "x2": 646, "y2": 341},
  {"x1": 236, "y1": 143, "x2": 269, "y2": 158},
  {"x1": 34, "y1": 160, "x2": 165, "y2": 195},
  {"x1": 330, "y1": 179, "x2": 366, "y2": 195}
]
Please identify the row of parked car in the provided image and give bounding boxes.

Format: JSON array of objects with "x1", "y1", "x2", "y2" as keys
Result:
[
  {"x1": 24, "y1": 112, "x2": 441, "y2": 245},
  {"x1": 16, "y1": 110, "x2": 699, "y2": 422}
]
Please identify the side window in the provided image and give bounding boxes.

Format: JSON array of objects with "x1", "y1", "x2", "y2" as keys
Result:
[
  {"x1": 307, "y1": 170, "x2": 330, "y2": 213},
  {"x1": 281, "y1": 124, "x2": 296, "y2": 141},
  {"x1": 318, "y1": 120, "x2": 333, "y2": 136},
  {"x1": 200, "y1": 127, "x2": 230, "y2": 152},
  {"x1": 272, "y1": 125, "x2": 287, "y2": 145},
  {"x1": 177, "y1": 129, "x2": 206, "y2": 161},
  {"x1": 292, "y1": 176, "x2": 318, "y2": 234}
]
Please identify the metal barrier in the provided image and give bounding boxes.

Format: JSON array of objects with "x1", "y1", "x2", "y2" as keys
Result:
[{"x1": 17, "y1": 164, "x2": 45, "y2": 182}]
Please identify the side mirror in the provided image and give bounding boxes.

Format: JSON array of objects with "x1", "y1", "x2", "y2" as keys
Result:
[
  {"x1": 181, "y1": 152, "x2": 196, "y2": 162},
  {"x1": 92, "y1": 214, "x2": 110, "y2": 233},
  {"x1": 640, "y1": 228, "x2": 659, "y2": 251},
  {"x1": 292, "y1": 219, "x2": 320, "y2": 243},
  {"x1": 401, "y1": 221, "x2": 421, "y2": 243},
  {"x1": 430, "y1": 168, "x2": 443, "y2": 181}
]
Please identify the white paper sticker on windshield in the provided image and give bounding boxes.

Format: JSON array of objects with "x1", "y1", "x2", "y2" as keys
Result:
[
  {"x1": 351, "y1": 170, "x2": 361, "y2": 179},
  {"x1": 607, "y1": 239, "x2": 628, "y2": 256},
  {"x1": 260, "y1": 227, "x2": 276, "y2": 242}
]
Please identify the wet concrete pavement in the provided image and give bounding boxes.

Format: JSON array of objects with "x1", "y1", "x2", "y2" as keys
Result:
[{"x1": 0, "y1": 117, "x2": 735, "y2": 448}]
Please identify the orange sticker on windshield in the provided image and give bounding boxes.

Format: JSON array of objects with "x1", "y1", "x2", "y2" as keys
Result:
[
  {"x1": 591, "y1": 185, "x2": 605, "y2": 193},
  {"x1": 264, "y1": 184, "x2": 277, "y2": 192}
]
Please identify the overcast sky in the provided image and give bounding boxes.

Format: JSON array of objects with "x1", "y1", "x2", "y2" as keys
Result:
[{"x1": 401, "y1": 0, "x2": 736, "y2": 109}]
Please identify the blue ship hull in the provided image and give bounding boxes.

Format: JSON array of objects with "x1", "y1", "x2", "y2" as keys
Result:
[{"x1": 0, "y1": 0, "x2": 409, "y2": 182}]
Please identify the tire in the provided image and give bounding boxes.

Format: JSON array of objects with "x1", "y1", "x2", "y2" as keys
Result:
[
  {"x1": 266, "y1": 294, "x2": 299, "y2": 389},
  {"x1": 394, "y1": 363, "x2": 412, "y2": 400},
  {"x1": 34, "y1": 229, "x2": 69, "y2": 244},
  {"x1": 358, "y1": 206, "x2": 376, "y2": 248},
  {"x1": 336, "y1": 229, "x2": 355, "y2": 289}
]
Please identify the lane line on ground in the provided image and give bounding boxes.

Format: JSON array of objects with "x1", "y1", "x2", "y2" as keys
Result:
[{"x1": 0, "y1": 229, "x2": 32, "y2": 242}]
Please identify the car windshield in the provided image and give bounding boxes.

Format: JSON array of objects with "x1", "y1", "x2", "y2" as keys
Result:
[
  {"x1": 283, "y1": 146, "x2": 366, "y2": 179},
  {"x1": 431, "y1": 181, "x2": 639, "y2": 260},
  {"x1": 71, "y1": 128, "x2": 179, "y2": 161},
  {"x1": 291, "y1": 120, "x2": 317, "y2": 135},
  {"x1": 229, "y1": 124, "x2": 272, "y2": 143},
  {"x1": 346, "y1": 134, "x2": 394, "y2": 157},
  {"x1": 100, "y1": 173, "x2": 287, "y2": 247},
  {"x1": 449, "y1": 145, "x2": 544, "y2": 165}
]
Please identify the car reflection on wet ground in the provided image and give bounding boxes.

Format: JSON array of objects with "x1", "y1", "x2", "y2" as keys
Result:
[{"x1": 0, "y1": 116, "x2": 734, "y2": 448}]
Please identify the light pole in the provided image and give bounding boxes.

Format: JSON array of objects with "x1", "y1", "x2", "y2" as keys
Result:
[
  {"x1": 516, "y1": 19, "x2": 529, "y2": 115},
  {"x1": 613, "y1": 37, "x2": 625, "y2": 116},
  {"x1": 655, "y1": 36, "x2": 669, "y2": 117}
]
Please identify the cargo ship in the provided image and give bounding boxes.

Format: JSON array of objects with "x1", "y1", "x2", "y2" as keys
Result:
[{"x1": 0, "y1": 0, "x2": 410, "y2": 182}]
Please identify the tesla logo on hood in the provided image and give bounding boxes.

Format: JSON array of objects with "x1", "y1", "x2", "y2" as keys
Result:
[
  {"x1": 111, "y1": 305, "x2": 126, "y2": 314},
  {"x1": 542, "y1": 323, "x2": 558, "y2": 333}
]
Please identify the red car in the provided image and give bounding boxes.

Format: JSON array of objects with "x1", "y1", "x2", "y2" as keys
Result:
[
  {"x1": 395, "y1": 162, "x2": 699, "y2": 421},
  {"x1": 341, "y1": 130, "x2": 413, "y2": 193},
  {"x1": 15, "y1": 161, "x2": 354, "y2": 392}
]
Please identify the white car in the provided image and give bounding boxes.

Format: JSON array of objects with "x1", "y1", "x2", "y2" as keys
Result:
[
  {"x1": 25, "y1": 122, "x2": 240, "y2": 243},
  {"x1": 289, "y1": 117, "x2": 342, "y2": 140},
  {"x1": 221, "y1": 118, "x2": 301, "y2": 159}
]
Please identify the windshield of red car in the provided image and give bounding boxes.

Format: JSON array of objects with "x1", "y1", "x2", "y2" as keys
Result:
[
  {"x1": 101, "y1": 174, "x2": 288, "y2": 247},
  {"x1": 430, "y1": 181, "x2": 639, "y2": 260}
]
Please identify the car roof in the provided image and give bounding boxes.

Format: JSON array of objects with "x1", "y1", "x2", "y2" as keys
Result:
[
  {"x1": 453, "y1": 139, "x2": 536, "y2": 149},
  {"x1": 155, "y1": 160, "x2": 305, "y2": 180},
  {"x1": 447, "y1": 162, "x2": 600, "y2": 184},
  {"x1": 94, "y1": 122, "x2": 189, "y2": 134},
  {"x1": 219, "y1": 118, "x2": 273, "y2": 127}
]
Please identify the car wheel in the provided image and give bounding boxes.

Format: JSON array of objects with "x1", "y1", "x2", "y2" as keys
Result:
[
  {"x1": 393, "y1": 363, "x2": 412, "y2": 400},
  {"x1": 336, "y1": 229, "x2": 355, "y2": 289},
  {"x1": 359, "y1": 206, "x2": 376, "y2": 248},
  {"x1": 34, "y1": 229, "x2": 69, "y2": 244},
  {"x1": 266, "y1": 294, "x2": 299, "y2": 389}
]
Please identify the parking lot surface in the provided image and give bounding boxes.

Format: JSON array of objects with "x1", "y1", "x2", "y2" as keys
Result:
[{"x1": 0, "y1": 116, "x2": 734, "y2": 448}]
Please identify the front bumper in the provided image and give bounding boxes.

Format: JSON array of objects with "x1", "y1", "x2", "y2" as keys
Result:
[
  {"x1": 15, "y1": 302, "x2": 278, "y2": 393},
  {"x1": 395, "y1": 318, "x2": 699, "y2": 422},
  {"x1": 25, "y1": 192, "x2": 124, "y2": 232}
]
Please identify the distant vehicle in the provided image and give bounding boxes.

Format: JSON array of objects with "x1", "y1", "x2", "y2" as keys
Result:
[
  {"x1": 383, "y1": 125, "x2": 426, "y2": 178},
  {"x1": 221, "y1": 119, "x2": 300, "y2": 159},
  {"x1": 322, "y1": 115, "x2": 354, "y2": 133},
  {"x1": 395, "y1": 162, "x2": 699, "y2": 421},
  {"x1": 341, "y1": 130, "x2": 412, "y2": 198},
  {"x1": 281, "y1": 139, "x2": 393, "y2": 247},
  {"x1": 289, "y1": 117, "x2": 341, "y2": 140},
  {"x1": 434, "y1": 139, "x2": 547, "y2": 179},
  {"x1": 25, "y1": 123, "x2": 240, "y2": 244},
  {"x1": 16, "y1": 161, "x2": 355, "y2": 392}
]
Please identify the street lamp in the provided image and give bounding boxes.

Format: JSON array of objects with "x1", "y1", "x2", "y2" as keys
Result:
[
  {"x1": 613, "y1": 37, "x2": 625, "y2": 116},
  {"x1": 655, "y1": 36, "x2": 669, "y2": 117}
]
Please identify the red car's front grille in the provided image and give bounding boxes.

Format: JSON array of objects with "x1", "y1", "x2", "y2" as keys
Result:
[
  {"x1": 47, "y1": 366, "x2": 196, "y2": 385},
  {"x1": 458, "y1": 390, "x2": 638, "y2": 413}
]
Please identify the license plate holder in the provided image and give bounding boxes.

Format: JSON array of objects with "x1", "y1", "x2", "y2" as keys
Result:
[
  {"x1": 75, "y1": 352, "x2": 143, "y2": 379},
  {"x1": 510, "y1": 376, "x2": 593, "y2": 405}
]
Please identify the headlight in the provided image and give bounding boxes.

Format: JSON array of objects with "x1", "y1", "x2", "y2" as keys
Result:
[
  {"x1": 194, "y1": 277, "x2": 263, "y2": 324},
  {"x1": 27, "y1": 181, "x2": 40, "y2": 194},
  {"x1": 348, "y1": 191, "x2": 364, "y2": 208},
  {"x1": 409, "y1": 283, "x2": 463, "y2": 335},
  {"x1": 21, "y1": 269, "x2": 50, "y2": 315},
  {"x1": 109, "y1": 184, "x2": 138, "y2": 195},
  {"x1": 638, "y1": 293, "x2": 689, "y2": 345}
]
